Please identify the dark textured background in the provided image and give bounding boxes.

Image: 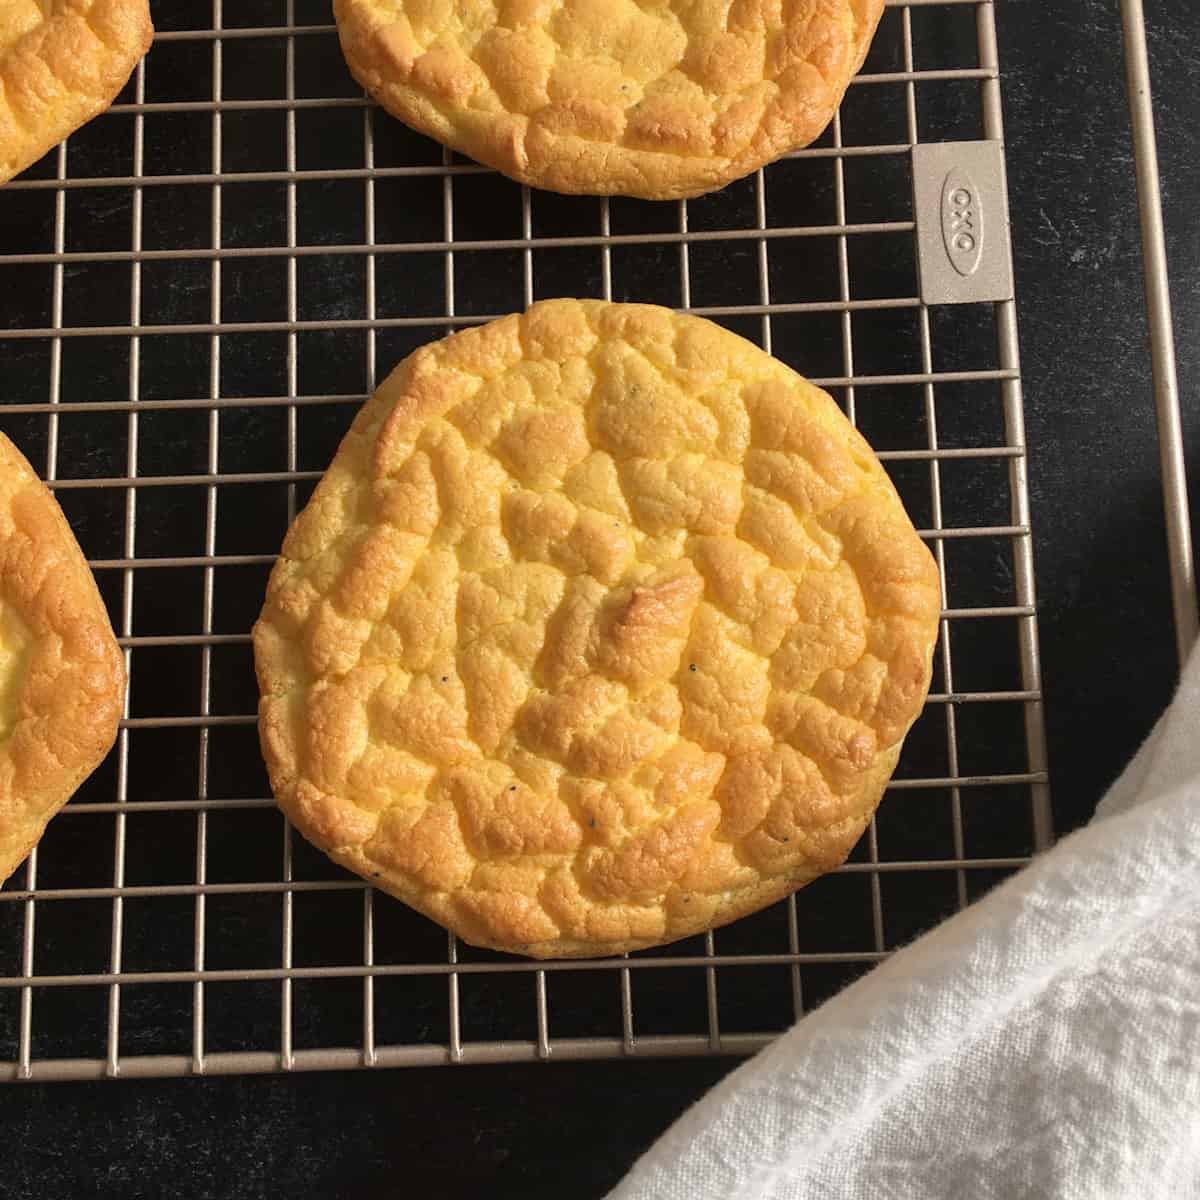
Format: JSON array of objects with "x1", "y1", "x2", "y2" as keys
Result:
[{"x1": 3, "y1": 1, "x2": 1198, "y2": 1196}]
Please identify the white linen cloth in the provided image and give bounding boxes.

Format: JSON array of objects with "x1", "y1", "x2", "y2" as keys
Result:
[{"x1": 608, "y1": 644, "x2": 1200, "y2": 1200}]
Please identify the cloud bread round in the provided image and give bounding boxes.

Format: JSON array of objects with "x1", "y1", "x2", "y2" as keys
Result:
[
  {"x1": 0, "y1": 433, "x2": 125, "y2": 883},
  {"x1": 333, "y1": 0, "x2": 885, "y2": 200},
  {"x1": 253, "y1": 300, "x2": 939, "y2": 958},
  {"x1": 0, "y1": 0, "x2": 153, "y2": 185}
]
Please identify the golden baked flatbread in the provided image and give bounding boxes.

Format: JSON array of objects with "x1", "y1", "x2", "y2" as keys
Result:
[
  {"x1": 253, "y1": 300, "x2": 939, "y2": 958},
  {"x1": 334, "y1": 0, "x2": 884, "y2": 199},
  {"x1": 0, "y1": 432, "x2": 125, "y2": 883},
  {"x1": 0, "y1": 0, "x2": 153, "y2": 185}
]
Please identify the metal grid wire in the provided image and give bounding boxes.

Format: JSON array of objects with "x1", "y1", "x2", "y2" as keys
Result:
[{"x1": 0, "y1": 0, "x2": 1053, "y2": 1080}]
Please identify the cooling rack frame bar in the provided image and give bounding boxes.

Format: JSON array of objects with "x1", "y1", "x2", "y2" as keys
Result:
[{"x1": 1119, "y1": 0, "x2": 1199, "y2": 667}]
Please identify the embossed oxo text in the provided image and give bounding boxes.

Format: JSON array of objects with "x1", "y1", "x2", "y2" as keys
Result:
[{"x1": 941, "y1": 168, "x2": 985, "y2": 278}]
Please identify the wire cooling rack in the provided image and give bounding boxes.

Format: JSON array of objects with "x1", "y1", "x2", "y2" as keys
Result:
[{"x1": 0, "y1": 0, "x2": 1059, "y2": 1080}]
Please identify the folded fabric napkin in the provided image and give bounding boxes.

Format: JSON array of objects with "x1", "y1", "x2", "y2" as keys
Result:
[{"x1": 609, "y1": 643, "x2": 1200, "y2": 1200}]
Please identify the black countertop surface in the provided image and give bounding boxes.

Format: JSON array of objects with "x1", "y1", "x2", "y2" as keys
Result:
[{"x1": 5, "y1": 1, "x2": 1199, "y2": 1196}]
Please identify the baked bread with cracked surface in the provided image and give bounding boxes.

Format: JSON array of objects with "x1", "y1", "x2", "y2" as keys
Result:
[
  {"x1": 0, "y1": 432, "x2": 125, "y2": 883},
  {"x1": 0, "y1": 0, "x2": 153, "y2": 185},
  {"x1": 253, "y1": 300, "x2": 939, "y2": 958},
  {"x1": 334, "y1": 0, "x2": 885, "y2": 199}
]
